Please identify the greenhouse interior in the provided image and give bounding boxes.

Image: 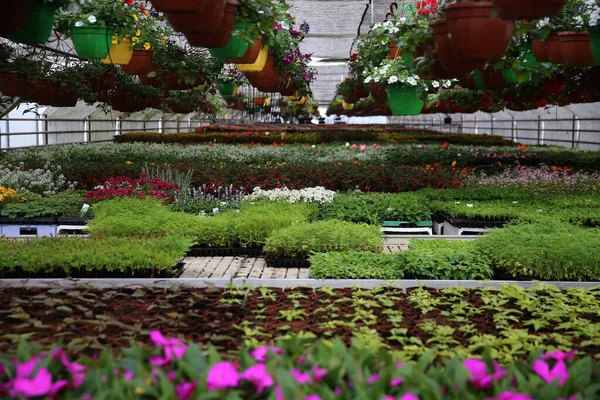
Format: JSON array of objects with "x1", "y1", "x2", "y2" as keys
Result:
[{"x1": 1, "y1": 1, "x2": 600, "y2": 399}]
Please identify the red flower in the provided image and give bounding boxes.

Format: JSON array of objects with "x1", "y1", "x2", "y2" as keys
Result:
[
  {"x1": 416, "y1": 0, "x2": 437, "y2": 15},
  {"x1": 124, "y1": 0, "x2": 134, "y2": 4}
]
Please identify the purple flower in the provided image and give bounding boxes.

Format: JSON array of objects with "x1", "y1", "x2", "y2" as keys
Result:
[
  {"x1": 312, "y1": 364, "x2": 328, "y2": 382},
  {"x1": 275, "y1": 385, "x2": 285, "y2": 400},
  {"x1": 251, "y1": 346, "x2": 284, "y2": 362},
  {"x1": 149, "y1": 331, "x2": 187, "y2": 366},
  {"x1": 463, "y1": 359, "x2": 506, "y2": 389},
  {"x1": 273, "y1": 25, "x2": 282, "y2": 31},
  {"x1": 175, "y1": 381, "x2": 198, "y2": 400},
  {"x1": 283, "y1": 54, "x2": 294, "y2": 65},
  {"x1": 206, "y1": 361, "x2": 240, "y2": 391},
  {"x1": 532, "y1": 360, "x2": 569, "y2": 386},
  {"x1": 290, "y1": 369, "x2": 312, "y2": 384},
  {"x1": 391, "y1": 376, "x2": 404, "y2": 387},
  {"x1": 541, "y1": 350, "x2": 576, "y2": 362},
  {"x1": 300, "y1": 22, "x2": 310, "y2": 34},
  {"x1": 367, "y1": 373, "x2": 380, "y2": 384},
  {"x1": 241, "y1": 364, "x2": 274, "y2": 393}
]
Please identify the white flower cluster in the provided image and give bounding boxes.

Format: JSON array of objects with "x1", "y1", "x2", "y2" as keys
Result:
[
  {"x1": 0, "y1": 162, "x2": 73, "y2": 196},
  {"x1": 584, "y1": 0, "x2": 600, "y2": 27},
  {"x1": 248, "y1": 186, "x2": 336, "y2": 204}
]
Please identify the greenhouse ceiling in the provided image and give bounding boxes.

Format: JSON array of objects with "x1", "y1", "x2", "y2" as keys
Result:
[{"x1": 289, "y1": 0, "x2": 406, "y2": 107}]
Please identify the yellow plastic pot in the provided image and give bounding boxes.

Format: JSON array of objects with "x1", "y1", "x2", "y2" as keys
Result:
[
  {"x1": 236, "y1": 45, "x2": 269, "y2": 72},
  {"x1": 288, "y1": 92, "x2": 302, "y2": 102},
  {"x1": 102, "y1": 37, "x2": 134, "y2": 65},
  {"x1": 342, "y1": 100, "x2": 354, "y2": 110}
]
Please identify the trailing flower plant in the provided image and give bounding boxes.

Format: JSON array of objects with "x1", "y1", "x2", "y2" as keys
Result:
[
  {"x1": 55, "y1": 0, "x2": 140, "y2": 38},
  {"x1": 218, "y1": 65, "x2": 249, "y2": 86},
  {"x1": 364, "y1": 56, "x2": 451, "y2": 93}
]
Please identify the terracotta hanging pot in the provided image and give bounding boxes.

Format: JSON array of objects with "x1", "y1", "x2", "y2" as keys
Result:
[
  {"x1": 228, "y1": 39, "x2": 262, "y2": 64},
  {"x1": 545, "y1": 32, "x2": 563, "y2": 64},
  {"x1": 244, "y1": 54, "x2": 277, "y2": 86},
  {"x1": 430, "y1": 19, "x2": 486, "y2": 78},
  {"x1": 254, "y1": 96, "x2": 266, "y2": 106},
  {"x1": 120, "y1": 49, "x2": 155, "y2": 76},
  {"x1": 167, "y1": 0, "x2": 226, "y2": 34},
  {"x1": 532, "y1": 37, "x2": 550, "y2": 62},
  {"x1": 151, "y1": 0, "x2": 207, "y2": 13},
  {"x1": 183, "y1": 0, "x2": 239, "y2": 47},
  {"x1": 353, "y1": 82, "x2": 369, "y2": 99},
  {"x1": 388, "y1": 42, "x2": 401, "y2": 59},
  {"x1": 369, "y1": 82, "x2": 388, "y2": 102},
  {"x1": 139, "y1": 71, "x2": 199, "y2": 90},
  {"x1": 491, "y1": 0, "x2": 566, "y2": 19},
  {"x1": 0, "y1": 0, "x2": 27, "y2": 36},
  {"x1": 254, "y1": 72, "x2": 288, "y2": 92},
  {"x1": 481, "y1": 68, "x2": 507, "y2": 90},
  {"x1": 558, "y1": 31, "x2": 595, "y2": 67},
  {"x1": 445, "y1": 2, "x2": 514, "y2": 62},
  {"x1": 279, "y1": 78, "x2": 297, "y2": 96},
  {"x1": 0, "y1": 71, "x2": 28, "y2": 97}
]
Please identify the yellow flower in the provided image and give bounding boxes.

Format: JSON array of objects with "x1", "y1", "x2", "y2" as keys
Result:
[
  {"x1": 161, "y1": 36, "x2": 168, "y2": 44},
  {"x1": 143, "y1": 42, "x2": 151, "y2": 50},
  {"x1": 452, "y1": 160, "x2": 457, "y2": 167},
  {"x1": 126, "y1": 161, "x2": 133, "y2": 165},
  {"x1": 134, "y1": 387, "x2": 144, "y2": 395},
  {"x1": 136, "y1": 29, "x2": 141, "y2": 37},
  {"x1": 111, "y1": 35, "x2": 118, "y2": 44},
  {"x1": 132, "y1": 13, "x2": 138, "y2": 21},
  {"x1": 132, "y1": 37, "x2": 139, "y2": 43}
]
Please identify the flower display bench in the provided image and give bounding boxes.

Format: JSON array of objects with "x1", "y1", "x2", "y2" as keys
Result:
[{"x1": 380, "y1": 221, "x2": 433, "y2": 235}]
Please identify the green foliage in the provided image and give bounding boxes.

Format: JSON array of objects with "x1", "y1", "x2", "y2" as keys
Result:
[
  {"x1": 309, "y1": 240, "x2": 492, "y2": 280},
  {"x1": 1, "y1": 191, "x2": 86, "y2": 218},
  {"x1": 87, "y1": 198, "x2": 200, "y2": 237},
  {"x1": 319, "y1": 192, "x2": 431, "y2": 224},
  {"x1": 264, "y1": 219, "x2": 382, "y2": 258},
  {"x1": 475, "y1": 220, "x2": 600, "y2": 281},
  {"x1": 0, "y1": 235, "x2": 191, "y2": 275}
]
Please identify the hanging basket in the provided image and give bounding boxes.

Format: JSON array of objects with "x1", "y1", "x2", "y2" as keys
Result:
[
  {"x1": 237, "y1": 45, "x2": 269, "y2": 73},
  {"x1": 295, "y1": 97, "x2": 307, "y2": 109},
  {"x1": 545, "y1": 33, "x2": 563, "y2": 64},
  {"x1": 228, "y1": 38, "x2": 262, "y2": 64},
  {"x1": 243, "y1": 52, "x2": 276, "y2": 85},
  {"x1": 559, "y1": 31, "x2": 595, "y2": 67},
  {"x1": 0, "y1": 72, "x2": 28, "y2": 98},
  {"x1": 0, "y1": 0, "x2": 27, "y2": 36},
  {"x1": 254, "y1": 96, "x2": 266, "y2": 106},
  {"x1": 445, "y1": 2, "x2": 514, "y2": 62},
  {"x1": 219, "y1": 82, "x2": 238, "y2": 97},
  {"x1": 71, "y1": 25, "x2": 116, "y2": 59},
  {"x1": 369, "y1": 82, "x2": 388, "y2": 103},
  {"x1": 139, "y1": 71, "x2": 198, "y2": 90},
  {"x1": 208, "y1": 20, "x2": 250, "y2": 59},
  {"x1": 151, "y1": 0, "x2": 207, "y2": 13},
  {"x1": 167, "y1": 0, "x2": 226, "y2": 33},
  {"x1": 532, "y1": 37, "x2": 550, "y2": 62},
  {"x1": 6, "y1": 0, "x2": 57, "y2": 45},
  {"x1": 341, "y1": 100, "x2": 354, "y2": 111},
  {"x1": 430, "y1": 19, "x2": 486, "y2": 77},
  {"x1": 102, "y1": 37, "x2": 134, "y2": 65},
  {"x1": 120, "y1": 49, "x2": 155, "y2": 76},
  {"x1": 590, "y1": 31, "x2": 600, "y2": 65},
  {"x1": 386, "y1": 86, "x2": 424, "y2": 116},
  {"x1": 183, "y1": 0, "x2": 239, "y2": 47},
  {"x1": 491, "y1": 0, "x2": 566, "y2": 19},
  {"x1": 279, "y1": 79, "x2": 297, "y2": 96}
]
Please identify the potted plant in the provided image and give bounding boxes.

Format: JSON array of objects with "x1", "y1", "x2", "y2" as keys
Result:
[
  {"x1": 55, "y1": 0, "x2": 139, "y2": 59},
  {"x1": 577, "y1": 0, "x2": 600, "y2": 65},
  {"x1": 491, "y1": 0, "x2": 567, "y2": 19},
  {"x1": 180, "y1": 0, "x2": 241, "y2": 48},
  {"x1": 119, "y1": 13, "x2": 168, "y2": 75},
  {"x1": 5, "y1": 0, "x2": 70, "y2": 45},
  {"x1": 217, "y1": 65, "x2": 247, "y2": 96}
]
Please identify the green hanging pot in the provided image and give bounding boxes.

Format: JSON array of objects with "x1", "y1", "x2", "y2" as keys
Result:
[
  {"x1": 401, "y1": 50, "x2": 416, "y2": 73},
  {"x1": 502, "y1": 68, "x2": 532, "y2": 84},
  {"x1": 71, "y1": 24, "x2": 116, "y2": 59},
  {"x1": 6, "y1": 0, "x2": 57, "y2": 45},
  {"x1": 219, "y1": 82, "x2": 237, "y2": 96},
  {"x1": 472, "y1": 70, "x2": 486, "y2": 90},
  {"x1": 209, "y1": 20, "x2": 250, "y2": 59},
  {"x1": 386, "y1": 86, "x2": 424, "y2": 116},
  {"x1": 590, "y1": 31, "x2": 600, "y2": 65}
]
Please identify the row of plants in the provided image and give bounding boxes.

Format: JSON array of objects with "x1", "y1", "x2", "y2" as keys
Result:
[{"x1": 2, "y1": 283, "x2": 600, "y2": 363}]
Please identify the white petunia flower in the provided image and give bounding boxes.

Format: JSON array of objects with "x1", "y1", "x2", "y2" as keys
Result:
[
  {"x1": 88, "y1": 15, "x2": 97, "y2": 24},
  {"x1": 75, "y1": 21, "x2": 84, "y2": 27}
]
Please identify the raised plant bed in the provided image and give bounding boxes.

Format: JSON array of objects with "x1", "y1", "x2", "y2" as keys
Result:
[
  {"x1": 0, "y1": 217, "x2": 89, "y2": 237},
  {"x1": 264, "y1": 256, "x2": 310, "y2": 268},
  {"x1": 187, "y1": 245, "x2": 263, "y2": 257}
]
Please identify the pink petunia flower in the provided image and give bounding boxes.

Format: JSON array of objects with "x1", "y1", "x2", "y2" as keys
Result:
[
  {"x1": 241, "y1": 364, "x2": 274, "y2": 393},
  {"x1": 463, "y1": 359, "x2": 506, "y2": 389},
  {"x1": 367, "y1": 373, "x2": 380, "y2": 384},
  {"x1": 290, "y1": 369, "x2": 312, "y2": 384},
  {"x1": 486, "y1": 391, "x2": 534, "y2": 400},
  {"x1": 60, "y1": 353, "x2": 86, "y2": 389},
  {"x1": 532, "y1": 360, "x2": 569, "y2": 386},
  {"x1": 251, "y1": 346, "x2": 284, "y2": 362},
  {"x1": 541, "y1": 350, "x2": 576, "y2": 362},
  {"x1": 391, "y1": 376, "x2": 404, "y2": 387},
  {"x1": 312, "y1": 365, "x2": 328, "y2": 382},
  {"x1": 175, "y1": 381, "x2": 198, "y2": 400},
  {"x1": 149, "y1": 331, "x2": 187, "y2": 366},
  {"x1": 10, "y1": 360, "x2": 66, "y2": 398},
  {"x1": 206, "y1": 361, "x2": 240, "y2": 391},
  {"x1": 400, "y1": 393, "x2": 420, "y2": 400},
  {"x1": 275, "y1": 385, "x2": 285, "y2": 400},
  {"x1": 305, "y1": 396, "x2": 321, "y2": 400}
]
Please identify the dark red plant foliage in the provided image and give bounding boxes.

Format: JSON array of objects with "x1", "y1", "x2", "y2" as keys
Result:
[{"x1": 84, "y1": 174, "x2": 179, "y2": 202}]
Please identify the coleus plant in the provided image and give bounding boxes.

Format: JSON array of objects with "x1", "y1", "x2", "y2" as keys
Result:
[{"x1": 1, "y1": 334, "x2": 599, "y2": 399}]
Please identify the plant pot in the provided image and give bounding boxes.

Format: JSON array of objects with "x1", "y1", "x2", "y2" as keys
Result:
[
  {"x1": 244, "y1": 53, "x2": 277, "y2": 84},
  {"x1": 369, "y1": 82, "x2": 388, "y2": 102},
  {"x1": 227, "y1": 38, "x2": 262, "y2": 64},
  {"x1": 102, "y1": 37, "x2": 134, "y2": 65},
  {"x1": 219, "y1": 82, "x2": 238, "y2": 97},
  {"x1": 254, "y1": 73, "x2": 287, "y2": 92},
  {"x1": 0, "y1": 0, "x2": 27, "y2": 36},
  {"x1": 120, "y1": 49, "x2": 156, "y2": 76},
  {"x1": 71, "y1": 25, "x2": 116, "y2": 59},
  {"x1": 295, "y1": 97, "x2": 307, "y2": 108},
  {"x1": 0, "y1": 72, "x2": 28, "y2": 98},
  {"x1": 388, "y1": 41, "x2": 401, "y2": 58},
  {"x1": 386, "y1": 86, "x2": 424, "y2": 116},
  {"x1": 481, "y1": 69, "x2": 507, "y2": 90},
  {"x1": 353, "y1": 82, "x2": 369, "y2": 99},
  {"x1": 151, "y1": 0, "x2": 206, "y2": 13},
  {"x1": 445, "y1": 2, "x2": 514, "y2": 62},
  {"x1": 430, "y1": 19, "x2": 486, "y2": 77},
  {"x1": 532, "y1": 37, "x2": 550, "y2": 62},
  {"x1": 545, "y1": 33, "x2": 563, "y2": 64},
  {"x1": 110, "y1": 94, "x2": 146, "y2": 113},
  {"x1": 167, "y1": 0, "x2": 226, "y2": 33},
  {"x1": 559, "y1": 31, "x2": 595, "y2": 67},
  {"x1": 279, "y1": 78, "x2": 297, "y2": 96},
  {"x1": 139, "y1": 71, "x2": 197, "y2": 90},
  {"x1": 492, "y1": 0, "x2": 566, "y2": 19},
  {"x1": 254, "y1": 96, "x2": 266, "y2": 106},
  {"x1": 28, "y1": 79, "x2": 77, "y2": 107},
  {"x1": 6, "y1": 0, "x2": 57, "y2": 45},
  {"x1": 590, "y1": 31, "x2": 600, "y2": 65},
  {"x1": 208, "y1": 20, "x2": 250, "y2": 59},
  {"x1": 341, "y1": 100, "x2": 354, "y2": 110},
  {"x1": 183, "y1": 0, "x2": 239, "y2": 47},
  {"x1": 237, "y1": 45, "x2": 269, "y2": 72}
]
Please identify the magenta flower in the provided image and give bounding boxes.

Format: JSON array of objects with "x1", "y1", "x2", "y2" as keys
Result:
[
  {"x1": 123, "y1": 370, "x2": 134, "y2": 381},
  {"x1": 241, "y1": 364, "x2": 274, "y2": 393},
  {"x1": 487, "y1": 391, "x2": 534, "y2": 400},
  {"x1": 167, "y1": 371, "x2": 177, "y2": 381},
  {"x1": 60, "y1": 353, "x2": 86, "y2": 389},
  {"x1": 273, "y1": 24, "x2": 282, "y2": 31},
  {"x1": 541, "y1": 350, "x2": 576, "y2": 362},
  {"x1": 334, "y1": 387, "x2": 341, "y2": 395},
  {"x1": 296, "y1": 357, "x2": 306, "y2": 365},
  {"x1": 463, "y1": 359, "x2": 506, "y2": 389},
  {"x1": 290, "y1": 369, "x2": 312, "y2": 384},
  {"x1": 532, "y1": 360, "x2": 569, "y2": 386},
  {"x1": 312, "y1": 365, "x2": 328, "y2": 382},
  {"x1": 206, "y1": 361, "x2": 240, "y2": 391},
  {"x1": 391, "y1": 376, "x2": 404, "y2": 387},
  {"x1": 275, "y1": 385, "x2": 285, "y2": 400},
  {"x1": 367, "y1": 373, "x2": 380, "y2": 384},
  {"x1": 383, "y1": 396, "x2": 395, "y2": 400},
  {"x1": 305, "y1": 396, "x2": 321, "y2": 400},
  {"x1": 149, "y1": 331, "x2": 187, "y2": 366},
  {"x1": 10, "y1": 359, "x2": 66, "y2": 398},
  {"x1": 175, "y1": 381, "x2": 198, "y2": 400},
  {"x1": 251, "y1": 346, "x2": 284, "y2": 362},
  {"x1": 401, "y1": 394, "x2": 420, "y2": 400}
]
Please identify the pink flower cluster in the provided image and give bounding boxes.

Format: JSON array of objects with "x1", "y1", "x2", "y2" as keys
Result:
[{"x1": 85, "y1": 173, "x2": 180, "y2": 202}]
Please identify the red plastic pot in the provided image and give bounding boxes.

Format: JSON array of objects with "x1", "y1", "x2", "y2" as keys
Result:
[
  {"x1": 492, "y1": 0, "x2": 566, "y2": 19},
  {"x1": 0, "y1": 71, "x2": 28, "y2": 97},
  {"x1": 244, "y1": 54, "x2": 278, "y2": 86},
  {"x1": 167, "y1": 0, "x2": 226, "y2": 33},
  {"x1": 151, "y1": 0, "x2": 207, "y2": 13},
  {"x1": 369, "y1": 82, "x2": 388, "y2": 103},
  {"x1": 445, "y1": 2, "x2": 514, "y2": 62},
  {"x1": 120, "y1": 49, "x2": 155, "y2": 76},
  {"x1": 558, "y1": 31, "x2": 595, "y2": 67},
  {"x1": 545, "y1": 33, "x2": 563, "y2": 64},
  {"x1": 228, "y1": 39, "x2": 262, "y2": 64},
  {"x1": 183, "y1": 0, "x2": 239, "y2": 47},
  {"x1": 532, "y1": 38, "x2": 550, "y2": 62},
  {"x1": 430, "y1": 19, "x2": 486, "y2": 77}
]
